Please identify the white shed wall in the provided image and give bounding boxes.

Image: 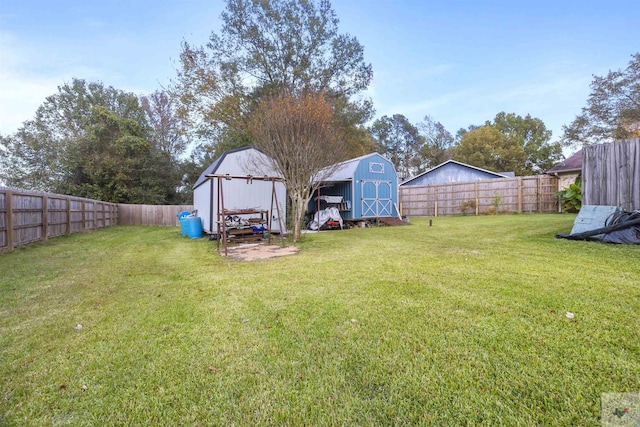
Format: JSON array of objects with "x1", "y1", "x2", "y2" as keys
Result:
[{"x1": 193, "y1": 148, "x2": 286, "y2": 234}]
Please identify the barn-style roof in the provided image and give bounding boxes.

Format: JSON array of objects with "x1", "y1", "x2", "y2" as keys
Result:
[
  {"x1": 193, "y1": 146, "x2": 263, "y2": 189},
  {"x1": 316, "y1": 153, "x2": 387, "y2": 182}
]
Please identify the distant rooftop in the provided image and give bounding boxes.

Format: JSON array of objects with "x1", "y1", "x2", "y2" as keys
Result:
[{"x1": 547, "y1": 149, "x2": 582, "y2": 173}]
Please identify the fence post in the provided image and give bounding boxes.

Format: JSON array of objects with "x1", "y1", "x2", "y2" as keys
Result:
[
  {"x1": 474, "y1": 182, "x2": 479, "y2": 215},
  {"x1": 66, "y1": 197, "x2": 71, "y2": 235},
  {"x1": 42, "y1": 194, "x2": 48, "y2": 242},
  {"x1": 82, "y1": 200, "x2": 86, "y2": 231},
  {"x1": 537, "y1": 175, "x2": 542, "y2": 213},
  {"x1": 517, "y1": 178, "x2": 523, "y2": 213},
  {"x1": 6, "y1": 190, "x2": 13, "y2": 250}
]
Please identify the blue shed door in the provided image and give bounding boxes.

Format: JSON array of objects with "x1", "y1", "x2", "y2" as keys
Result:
[{"x1": 361, "y1": 180, "x2": 392, "y2": 217}]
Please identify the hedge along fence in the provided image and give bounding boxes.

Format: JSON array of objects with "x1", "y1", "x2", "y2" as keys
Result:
[
  {"x1": 117, "y1": 204, "x2": 194, "y2": 226},
  {"x1": 0, "y1": 188, "x2": 117, "y2": 251},
  {"x1": 399, "y1": 175, "x2": 559, "y2": 217}
]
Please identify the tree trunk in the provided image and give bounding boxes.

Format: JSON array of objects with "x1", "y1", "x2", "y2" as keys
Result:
[{"x1": 290, "y1": 192, "x2": 308, "y2": 242}]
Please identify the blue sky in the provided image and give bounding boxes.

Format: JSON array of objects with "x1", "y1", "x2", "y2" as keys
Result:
[{"x1": 1, "y1": 0, "x2": 639, "y2": 151}]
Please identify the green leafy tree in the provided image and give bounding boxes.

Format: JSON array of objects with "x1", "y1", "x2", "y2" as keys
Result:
[
  {"x1": 0, "y1": 121, "x2": 66, "y2": 190},
  {"x1": 171, "y1": 0, "x2": 374, "y2": 163},
  {"x1": 0, "y1": 79, "x2": 183, "y2": 203},
  {"x1": 370, "y1": 114, "x2": 425, "y2": 179},
  {"x1": 1, "y1": 79, "x2": 148, "y2": 192},
  {"x1": 562, "y1": 53, "x2": 640, "y2": 146},
  {"x1": 453, "y1": 112, "x2": 561, "y2": 175},
  {"x1": 455, "y1": 124, "x2": 481, "y2": 143},
  {"x1": 453, "y1": 126, "x2": 526, "y2": 174},
  {"x1": 60, "y1": 106, "x2": 165, "y2": 203},
  {"x1": 491, "y1": 112, "x2": 562, "y2": 173}
]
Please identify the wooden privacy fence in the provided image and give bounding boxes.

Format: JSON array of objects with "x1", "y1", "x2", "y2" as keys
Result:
[
  {"x1": 399, "y1": 175, "x2": 559, "y2": 217},
  {"x1": 583, "y1": 138, "x2": 640, "y2": 211},
  {"x1": 0, "y1": 188, "x2": 117, "y2": 251},
  {"x1": 117, "y1": 204, "x2": 194, "y2": 226}
]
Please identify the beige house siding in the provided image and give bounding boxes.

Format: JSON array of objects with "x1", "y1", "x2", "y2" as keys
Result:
[{"x1": 557, "y1": 172, "x2": 580, "y2": 191}]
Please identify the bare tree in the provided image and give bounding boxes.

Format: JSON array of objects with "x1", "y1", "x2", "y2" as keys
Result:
[
  {"x1": 140, "y1": 90, "x2": 188, "y2": 163},
  {"x1": 418, "y1": 115, "x2": 454, "y2": 169},
  {"x1": 249, "y1": 91, "x2": 344, "y2": 241}
]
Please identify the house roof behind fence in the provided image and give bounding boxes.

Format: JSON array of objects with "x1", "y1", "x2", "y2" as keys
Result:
[
  {"x1": 400, "y1": 159, "x2": 508, "y2": 186},
  {"x1": 547, "y1": 149, "x2": 583, "y2": 174}
]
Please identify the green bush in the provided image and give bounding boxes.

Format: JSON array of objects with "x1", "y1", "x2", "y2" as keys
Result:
[{"x1": 555, "y1": 175, "x2": 582, "y2": 212}]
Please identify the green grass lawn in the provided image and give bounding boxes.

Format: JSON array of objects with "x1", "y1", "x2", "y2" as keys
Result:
[{"x1": 1, "y1": 214, "x2": 639, "y2": 426}]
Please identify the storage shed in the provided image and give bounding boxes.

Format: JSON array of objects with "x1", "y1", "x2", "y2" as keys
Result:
[
  {"x1": 193, "y1": 146, "x2": 286, "y2": 234},
  {"x1": 400, "y1": 160, "x2": 509, "y2": 187},
  {"x1": 312, "y1": 153, "x2": 399, "y2": 220}
]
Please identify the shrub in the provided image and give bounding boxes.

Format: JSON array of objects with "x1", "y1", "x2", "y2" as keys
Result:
[
  {"x1": 460, "y1": 199, "x2": 477, "y2": 215},
  {"x1": 555, "y1": 175, "x2": 582, "y2": 213}
]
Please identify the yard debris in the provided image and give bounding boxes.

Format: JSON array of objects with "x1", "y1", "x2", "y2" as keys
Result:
[
  {"x1": 556, "y1": 208, "x2": 640, "y2": 244},
  {"x1": 81, "y1": 385, "x2": 88, "y2": 392},
  {"x1": 242, "y1": 318, "x2": 249, "y2": 323},
  {"x1": 74, "y1": 324, "x2": 83, "y2": 330},
  {"x1": 566, "y1": 312, "x2": 575, "y2": 319}
]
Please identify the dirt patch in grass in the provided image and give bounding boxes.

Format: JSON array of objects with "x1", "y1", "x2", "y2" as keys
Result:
[{"x1": 222, "y1": 244, "x2": 299, "y2": 261}]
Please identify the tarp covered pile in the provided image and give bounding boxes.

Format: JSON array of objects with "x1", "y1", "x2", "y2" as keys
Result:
[
  {"x1": 557, "y1": 209, "x2": 640, "y2": 244},
  {"x1": 308, "y1": 207, "x2": 343, "y2": 231}
]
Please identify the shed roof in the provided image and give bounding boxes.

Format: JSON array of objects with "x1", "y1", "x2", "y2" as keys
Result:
[
  {"x1": 400, "y1": 159, "x2": 508, "y2": 186},
  {"x1": 547, "y1": 149, "x2": 583, "y2": 174},
  {"x1": 193, "y1": 146, "x2": 263, "y2": 189},
  {"x1": 317, "y1": 152, "x2": 384, "y2": 182}
]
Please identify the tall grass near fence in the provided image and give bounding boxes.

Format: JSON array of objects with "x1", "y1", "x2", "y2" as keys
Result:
[{"x1": 0, "y1": 215, "x2": 638, "y2": 425}]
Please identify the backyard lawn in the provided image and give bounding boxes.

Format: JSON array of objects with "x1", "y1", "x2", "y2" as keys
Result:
[{"x1": 0, "y1": 214, "x2": 638, "y2": 425}]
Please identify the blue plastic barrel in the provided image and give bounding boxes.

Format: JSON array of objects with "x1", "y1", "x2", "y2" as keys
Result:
[
  {"x1": 177, "y1": 211, "x2": 190, "y2": 236},
  {"x1": 184, "y1": 216, "x2": 203, "y2": 239}
]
